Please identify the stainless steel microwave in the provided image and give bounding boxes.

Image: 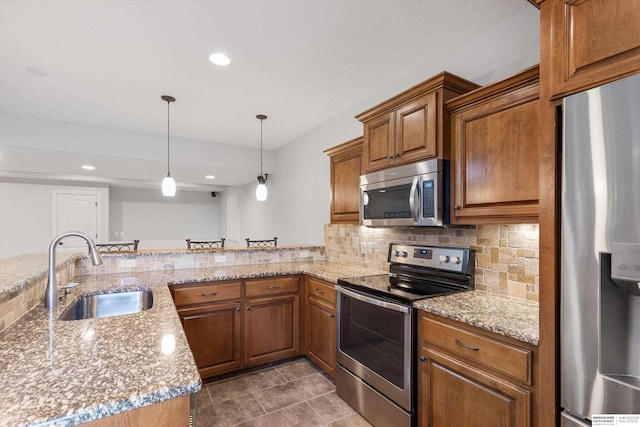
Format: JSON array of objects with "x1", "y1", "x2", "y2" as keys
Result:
[{"x1": 360, "y1": 159, "x2": 448, "y2": 227}]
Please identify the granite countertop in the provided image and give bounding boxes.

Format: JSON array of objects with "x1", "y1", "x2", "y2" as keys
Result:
[
  {"x1": 0, "y1": 260, "x2": 385, "y2": 426},
  {"x1": 0, "y1": 253, "x2": 72, "y2": 300},
  {"x1": 414, "y1": 290, "x2": 539, "y2": 346}
]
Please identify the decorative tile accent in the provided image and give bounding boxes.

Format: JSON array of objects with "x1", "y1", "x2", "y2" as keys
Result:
[{"x1": 324, "y1": 223, "x2": 539, "y2": 301}]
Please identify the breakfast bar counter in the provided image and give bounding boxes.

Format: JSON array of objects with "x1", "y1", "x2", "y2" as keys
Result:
[{"x1": 0, "y1": 259, "x2": 385, "y2": 426}]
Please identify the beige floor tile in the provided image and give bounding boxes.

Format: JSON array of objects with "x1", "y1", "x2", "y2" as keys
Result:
[
  {"x1": 237, "y1": 402, "x2": 325, "y2": 427},
  {"x1": 255, "y1": 373, "x2": 335, "y2": 413},
  {"x1": 207, "y1": 368, "x2": 287, "y2": 403},
  {"x1": 328, "y1": 412, "x2": 374, "y2": 427},
  {"x1": 307, "y1": 391, "x2": 356, "y2": 424},
  {"x1": 198, "y1": 394, "x2": 266, "y2": 427},
  {"x1": 196, "y1": 386, "x2": 212, "y2": 410},
  {"x1": 276, "y1": 358, "x2": 321, "y2": 381}
]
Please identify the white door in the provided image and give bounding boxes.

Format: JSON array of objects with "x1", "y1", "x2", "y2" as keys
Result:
[{"x1": 53, "y1": 191, "x2": 100, "y2": 251}]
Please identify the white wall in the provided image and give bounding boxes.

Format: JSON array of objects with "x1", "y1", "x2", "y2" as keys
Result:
[
  {"x1": 109, "y1": 186, "x2": 220, "y2": 249},
  {"x1": 218, "y1": 182, "x2": 278, "y2": 248},
  {"x1": 268, "y1": 7, "x2": 541, "y2": 245},
  {"x1": 0, "y1": 180, "x2": 109, "y2": 258}
]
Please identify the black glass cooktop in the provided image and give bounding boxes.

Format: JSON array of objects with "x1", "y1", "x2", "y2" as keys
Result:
[{"x1": 337, "y1": 273, "x2": 462, "y2": 304}]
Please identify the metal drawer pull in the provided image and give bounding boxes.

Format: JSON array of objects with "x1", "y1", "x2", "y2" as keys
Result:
[
  {"x1": 316, "y1": 289, "x2": 325, "y2": 294},
  {"x1": 329, "y1": 313, "x2": 335, "y2": 318},
  {"x1": 266, "y1": 285, "x2": 280, "y2": 290},
  {"x1": 420, "y1": 356, "x2": 427, "y2": 362},
  {"x1": 201, "y1": 292, "x2": 218, "y2": 297},
  {"x1": 455, "y1": 339, "x2": 479, "y2": 351},
  {"x1": 246, "y1": 306, "x2": 251, "y2": 310},
  {"x1": 235, "y1": 307, "x2": 241, "y2": 312}
]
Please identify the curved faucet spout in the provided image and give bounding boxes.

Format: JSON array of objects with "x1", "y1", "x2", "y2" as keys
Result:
[{"x1": 46, "y1": 231, "x2": 103, "y2": 309}]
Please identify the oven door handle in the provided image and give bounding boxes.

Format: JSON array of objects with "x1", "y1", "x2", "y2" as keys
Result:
[{"x1": 337, "y1": 286, "x2": 410, "y2": 314}]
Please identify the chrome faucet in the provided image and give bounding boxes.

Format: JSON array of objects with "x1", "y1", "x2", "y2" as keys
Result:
[{"x1": 46, "y1": 231, "x2": 103, "y2": 309}]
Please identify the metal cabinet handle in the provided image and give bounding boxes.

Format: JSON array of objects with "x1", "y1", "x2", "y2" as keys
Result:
[
  {"x1": 420, "y1": 356, "x2": 427, "y2": 362},
  {"x1": 453, "y1": 205, "x2": 461, "y2": 211},
  {"x1": 316, "y1": 289, "x2": 325, "y2": 294},
  {"x1": 235, "y1": 307, "x2": 241, "y2": 312},
  {"x1": 387, "y1": 155, "x2": 394, "y2": 160},
  {"x1": 329, "y1": 313, "x2": 335, "y2": 318},
  {"x1": 394, "y1": 153, "x2": 400, "y2": 159},
  {"x1": 201, "y1": 292, "x2": 218, "y2": 297},
  {"x1": 246, "y1": 306, "x2": 251, "y2": 311},
  {"x1": 266, "y1": 285, "x2": 280, "y2": 290},
  {"x1": 455, "y1": 339, "x2": 479, "y2": 351}
]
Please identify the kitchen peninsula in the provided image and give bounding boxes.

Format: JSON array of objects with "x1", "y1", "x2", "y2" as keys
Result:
[{"x1": 0, "y1": 245, "x2": 539, "y2": 426}]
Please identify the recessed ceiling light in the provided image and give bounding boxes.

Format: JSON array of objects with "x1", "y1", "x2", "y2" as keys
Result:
[
  {"x1": 81, "y1": 165, "x2": 95, "y2": 170},
  {"x1": 209, "y1": 53, "x2": 231, "y2": 66},
  {"x1": 25, "y1": 67, "x2": 48, "y2": 77},
  {"x1": 205, "y1": 175, "x2": 216, "y2": 180}
]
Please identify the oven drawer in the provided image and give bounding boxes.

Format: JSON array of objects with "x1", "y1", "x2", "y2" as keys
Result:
[
  {"x1": 421, "y1": 315, "x2": 532, "y2": 384},
  {"x1": 306, "y1": 277, "x2": 336, "y2": 304},
  {"x1": 245, "y1": 276, "x2": 299, "y2": 297},
  {"x1": 171, "y1": 281, "x2": 242, "y2": 306}
]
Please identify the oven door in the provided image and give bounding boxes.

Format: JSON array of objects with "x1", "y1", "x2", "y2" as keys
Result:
[{"x1": 336, "y1": 285, "x2": 413, "y2": 411}]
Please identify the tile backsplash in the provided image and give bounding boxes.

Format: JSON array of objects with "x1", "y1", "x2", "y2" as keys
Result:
[{"x1": 324, "y1": 223, "x2": 539, "y2": 301}]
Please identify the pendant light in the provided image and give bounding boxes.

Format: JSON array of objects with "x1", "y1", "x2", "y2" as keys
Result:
[
  {"x1": 255, "y1": 114, "x2": 268, "y2": 201},
  {"x1": 161, "y1": 95, "x2": 176, "y2": 197}
]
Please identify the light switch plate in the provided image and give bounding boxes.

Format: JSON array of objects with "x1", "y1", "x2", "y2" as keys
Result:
[{"x1": 120, "y1": 259, "x2": 136, "y2": 268}]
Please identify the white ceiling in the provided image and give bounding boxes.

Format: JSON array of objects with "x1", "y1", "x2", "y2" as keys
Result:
[{"x1": 0, "y1": 0, "x2": 531, "y2": 188}]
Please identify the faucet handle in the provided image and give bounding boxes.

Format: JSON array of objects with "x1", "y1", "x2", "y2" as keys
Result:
[{"x1": 59, "y1": 282, "x2": 79, "y2": 298}]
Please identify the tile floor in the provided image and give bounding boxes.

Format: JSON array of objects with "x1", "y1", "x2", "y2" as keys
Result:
[{"x1": 196, "y1": 358, "x2": 373, "y2": 426}]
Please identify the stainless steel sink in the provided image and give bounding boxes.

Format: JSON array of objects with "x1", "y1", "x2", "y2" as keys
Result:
[{"x1": 59, "y1": 289, "x2": 153, "y2": 321}]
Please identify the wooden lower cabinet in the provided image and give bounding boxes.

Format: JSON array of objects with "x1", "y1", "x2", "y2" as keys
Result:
[
  {"x1": 171, "y1": 276, "x2": 302, "y2": 379},
  {"x1": 178, "y1": 301, "x2": 242, "y2": 378},
  {"x1": 83, "y1": 394, "x2": 190, "y2": 427},
  {"x1": 418, "y1": 312, "x2": 535, "y2": 427},
  {"x1": 244, "y1": 294, "x2": 300, "y2": 366},
  {"x1": 419, "y1": 348, "x2": 530, "y2": 427},
  {"x1": 304, "y1": 277, "x2": 337, "y2": 377}
]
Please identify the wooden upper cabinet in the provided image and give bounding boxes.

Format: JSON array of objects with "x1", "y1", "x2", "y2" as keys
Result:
[
  {"x1": 447, "y1": 65, "x2": 540, "y2": 224},
  {"x1": 546, "y1": 0, "x2": 640, "y2": 98},
  {"x1": 356, "y1": 72, "x2": 479, "y2": 173},
  {"x1": 324, "y1": 137, "x2": 364, "y2": 224}
]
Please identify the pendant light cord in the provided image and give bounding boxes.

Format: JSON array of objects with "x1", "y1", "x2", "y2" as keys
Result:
[
  {"x1": 167, "y1": 99, "x2": 171, "y2": 175},
  {"x1": 260, "y1": 118, "x2": 263, "y2": 176}
]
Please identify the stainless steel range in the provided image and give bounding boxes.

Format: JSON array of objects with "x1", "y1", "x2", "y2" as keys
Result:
[{"x1": 336, "y1": 243, "x2": 474, "y2": 427}]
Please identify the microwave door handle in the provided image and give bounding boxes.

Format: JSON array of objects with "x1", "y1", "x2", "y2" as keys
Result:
[{"x1": 409, "y1": 177, "x2": 420, "y2": 222}]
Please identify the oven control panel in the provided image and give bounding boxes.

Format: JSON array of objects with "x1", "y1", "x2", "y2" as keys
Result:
[{"x1": 388, "y1": 244, "x2": 471, "y2": 273}]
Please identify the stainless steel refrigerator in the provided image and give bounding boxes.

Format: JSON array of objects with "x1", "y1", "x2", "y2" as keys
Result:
[{"x1": 561, "y1": 72, "x2": 640, "y2": 426}]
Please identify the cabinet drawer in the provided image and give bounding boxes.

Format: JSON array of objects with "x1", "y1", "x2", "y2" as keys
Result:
[
  {"x1": 172, "y1": 281, "x2": 242, "y2": 306},
  {"x1": 306, "y1": 277, "x2": 336, "y2": 304},
  {"x1": 421, "y1": 316, "x2": 532, "y2": 384},
  {"x1": 245, "y1": 276, "x2": 299, "y2": 297}
]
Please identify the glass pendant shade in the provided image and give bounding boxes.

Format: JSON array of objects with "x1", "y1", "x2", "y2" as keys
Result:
[
  {"x1": 162, "y1": 174, "x2": 176, "y2": 197},
  {"x1": 256, "y1": 180, "x2": 267, "y2": 201}
]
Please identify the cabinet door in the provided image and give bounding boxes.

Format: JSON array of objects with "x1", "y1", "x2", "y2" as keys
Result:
[
  {"x1": 306, "y1": 295, "x2": 336, "y2": 377},
  {"x1": 548, "y1": 0, "x2": 640, "y2": 98},
  {"x1": 450, "y1": 71, "x2": 539, "y2": 224},
  {"x1": 244, "y1": 294, "x2": 300, "y2": 366},
  {"x1": 419, "y1": 348, "x2": 531, "y2": 427},
  {"x1": 395, "y1": 92, "x2": 438, "y2": 165},
  {"x1": 363, "y1": 111, "x2": 395, "y2": 172},
  {"x1": 178, "y1": 301, "x2": 242, "y2": 378},
  {"x1": 328, "y1": 138, "x2": 363, "y2": 224}
]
